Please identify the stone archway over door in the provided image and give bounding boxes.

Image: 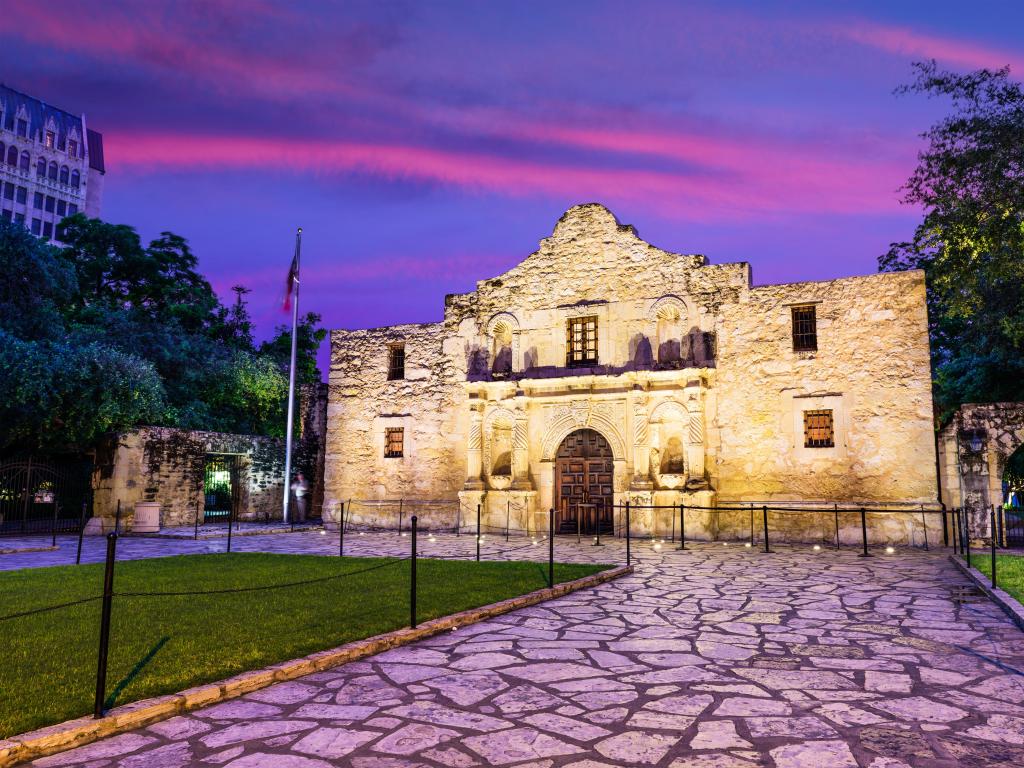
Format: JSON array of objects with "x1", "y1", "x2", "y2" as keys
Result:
[{"x1": 555, "y1": 429, "x2": 614, "y2": 534}]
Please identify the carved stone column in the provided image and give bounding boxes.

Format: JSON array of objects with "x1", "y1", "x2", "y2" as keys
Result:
[
  {"x1": 630, "y1": 398, "x2": 654, "y2": 490},
  {"x1": 511, "y1": 413, "x2": 532, "y2": 490},
  {"x1": 685, "y1": 382, "x2": 707, "y2": 488},
  {"x1": 465, "y1": 406, "x2": 485, "y2": 490}
]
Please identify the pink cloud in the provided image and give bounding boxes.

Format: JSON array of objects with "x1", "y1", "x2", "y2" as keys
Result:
[
  {"x1": 107, "y1": 129, "x2": 907, "y2": 221},
  {"x1": 835, "y1": 20, "x2": 1024, "y2": 73}
]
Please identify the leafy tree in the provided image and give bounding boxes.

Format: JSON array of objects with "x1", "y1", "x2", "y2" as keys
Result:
[
  {"x1": 880, "y1": 61, "x2": 1024, "y2": 421},
  {"x1": 0, "y1": 220, "x2": 75, "y2": 340},
  {"x1": 0, "y1": 331, "x2": 167, "y2": 451},
  {"x1": 260, "y1": 312, "x2": 327, "y2": 387}
]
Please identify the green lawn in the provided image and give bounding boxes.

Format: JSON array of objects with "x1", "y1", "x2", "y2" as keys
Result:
[
  {"x1": 0, "y1": 553, "x2": 609, "y2": 738},
  {"x1": 968, "y1": 552, "x2": 1024, "y2": 604}
]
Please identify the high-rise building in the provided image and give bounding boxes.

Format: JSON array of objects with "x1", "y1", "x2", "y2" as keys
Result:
[{"x1": 0, "y1": 84, "x2": 105, "y2": 244}]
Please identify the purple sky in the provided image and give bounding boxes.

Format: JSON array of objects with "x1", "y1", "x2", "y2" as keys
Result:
[{"x1": 4, "y1": 1, "x2": 1023, "y2": 372}]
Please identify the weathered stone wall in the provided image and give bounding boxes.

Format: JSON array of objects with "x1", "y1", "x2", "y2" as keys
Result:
[
  {"x1": 92, "y1": 427, "x2": 284, "y2": 530},
  {"x1": 938, "y1": 402, "x2": 1024, "y2": 538},
  {"x1": 714, "y1": 271, "x2": 936, "y2": 505},
  {"x1": 323, "y1": 203, "x2": 939, "y2": 543}
]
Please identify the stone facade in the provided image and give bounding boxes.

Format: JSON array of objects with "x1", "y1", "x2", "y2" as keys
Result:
[
  {"x1": 938, "y1": 402, "x2": 1024, "y2": 539},
  {"x1": 324, "y1": 204, "x2": 939, "y2": 543},
  {"x1": 0, "y1": 84, "x2": 104, "y2": 243},
  {"x1": 91, "y1": 427, "x2": 285, "y2": 531}
]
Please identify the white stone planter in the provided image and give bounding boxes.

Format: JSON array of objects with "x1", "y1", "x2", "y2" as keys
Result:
[{"x1": 134, "y1": 501, "x2": 161, "y2": 533}]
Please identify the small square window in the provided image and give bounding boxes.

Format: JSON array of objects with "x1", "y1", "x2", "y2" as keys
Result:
[
  {"x1": 803, "y1": 409, "x2": 834, "y2": 448},
  {"x1": 791, "y1": 305, "x2": 817, "y2": 352},
  {"x1": 387, "y1": 344, "x2": 405, "y2": 380},
  {"x1": 566, "y1": 316, "x2": 598, "y2": 367},
  {"x1": 385, "y1": 427, "x2": 404, "y2": 458}
]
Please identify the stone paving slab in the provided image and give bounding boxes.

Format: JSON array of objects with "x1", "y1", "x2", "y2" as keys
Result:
[{"x1": 11, "y1": 534, "x2": 1024, "y2": 767}]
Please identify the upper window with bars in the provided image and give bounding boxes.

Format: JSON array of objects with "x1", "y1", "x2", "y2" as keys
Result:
[
  {"x1": 791, "y1": 304, "x2": 818, "y2": 352},
  {"x1": 803, "y1": 409, "x2": 834, "y2": 448},
  {"x1": 387, "y1": 344, "x2": 405, "y2": 380},
  {"x1": 566, "y1": 316, "x2": 598, "y2": 367}
]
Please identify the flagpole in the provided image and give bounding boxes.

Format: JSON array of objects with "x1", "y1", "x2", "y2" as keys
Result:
[{"x1": 282, "y1": 227, "x2": 302, "y2": 523}]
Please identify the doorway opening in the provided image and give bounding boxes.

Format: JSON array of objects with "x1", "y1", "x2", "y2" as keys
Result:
[
  {"x1": 204, "y1": 454, "x2": 238, "y2": 524},
  {"x1": 555, "y1": 428, "x2": 614, "y2": 535}
]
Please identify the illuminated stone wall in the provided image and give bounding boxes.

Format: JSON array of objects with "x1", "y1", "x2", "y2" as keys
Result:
[
  {"x1": 324, "y1": 203, "x2": 939, "y2": 542},
  {"x1": 91, "y1": 427, "x2": 285, "y2": 530}
]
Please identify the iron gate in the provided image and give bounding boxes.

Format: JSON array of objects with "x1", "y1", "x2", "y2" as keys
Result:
[
  {"x1": 203, "y1": 454, "x2": 239, "y2": 524},
  {"x1": 0, "y1": 455, "x2": 93, "y2": 536}
]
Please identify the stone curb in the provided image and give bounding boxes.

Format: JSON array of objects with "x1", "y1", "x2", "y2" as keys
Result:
[
  {"x1": 0, "y1": 545, "x2": 58, "y2": 556},
  {"x1": 0, "y1": 563, "x2": 633, "y2": 767},
  {"x1": 949, "y1": 554, "x2": 1024, "y2": 632},
  {"x1": 128, "y1": 525, "x2": 323, "y2": 541}
]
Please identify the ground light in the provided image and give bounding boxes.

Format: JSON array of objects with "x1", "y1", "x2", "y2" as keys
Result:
[
  {"x1": 813, "y1": 544, "x2": 821, "y2": 551},
  {"x1": 320, "y1": 530, "x2": 326, "y2": 536},
  {"x1": 744, "y1": 542, "x2": 752, "y2": 548},
  {"x1": 886, "y1": 546, "x2": 895, "y2": 554},
  {"x1": 653, "y1": 543, "x2": 662, "y2": 550}
]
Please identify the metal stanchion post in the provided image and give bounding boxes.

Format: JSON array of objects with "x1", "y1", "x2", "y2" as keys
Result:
[
  {"x1": 506, "y1": 500, "x2": 510, "y2": 542},
  {"x1": 339, "y1": 502, "x2": 345, "y2": 557},
  {"x1": 76, "y1": 501, "x2": 87, "y2": 565},
  {"x1": 51, "y1": 502, "x2": 59, "y2": 546},
  {"x1": 476, "y1": 504, "x2": 481, "y2": 562},
  {"x1": 749, "y1": 504, "x2": 754, "y2": 547},
  {"x1": 456, "y1": 502, "x2": 461, "y2": 536},
  {"x1": 990, "y1": 506, "x2": 997, "y2": 589},
  {"x1": 594, "y1": 501, "x2": 603, "y2": 547},
  {"x1": 965, "y1": 509, "x2": 971, "y2": 566},
  {"x1": 226, "y1": 502, "x2": 234, "y2": 553},
  {"x1": 548, "y1": 508, "x2": 554, "y2": 589},
  {"x1": 93, "y1": 532, "x2": 117, "y2": 718},
  {"x1": 858, "y1": 507, "x2": 870, "y2": 557},
  {"x1": 762, "y1": 505, "x2": 770, "y2": 553},
  {"x1": 194, "y1": 500, "x2": 200, "y2": 540},
  {"x1": 398, "y1": 499, "x2": 404, "y2": 536},
  {"x1": 999, "y1": 504, "x2": 1006, "y2": 548},
  {"x1": 921, "y1": 505, "x2": 929, "y2": 551},
  {"x1": 834, "y1": 503, "x2": 840, "y2": 550},
  {"x1": 626, "y1": 501, "x2": 631, "y2": 566},
  {"x1": 411, "y1": 516, "x2": 418, "y2": 628},
  {"x1": 114, "y1": 499, "x2": 121, "y2": 536},
  {"x1": 670, "y1": 504, "x2": 675, "y2": 543},
  {"x1": 678, "y1": 503, "x2": 686, "y2": 551}
]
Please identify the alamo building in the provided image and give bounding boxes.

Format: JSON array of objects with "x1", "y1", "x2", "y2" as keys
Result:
[{"x1": 323, "y1": 204, "x2": 939, "y2": 543}]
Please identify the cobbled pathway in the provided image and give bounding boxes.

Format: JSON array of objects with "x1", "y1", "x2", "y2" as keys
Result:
[{"x1": 14, "y1": 532, "x2": 1024, "y2": 767}]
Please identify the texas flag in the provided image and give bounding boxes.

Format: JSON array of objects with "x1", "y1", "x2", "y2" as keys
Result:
[{"x1": 282, "y1": 250, "x2": 299, "y2": 311}]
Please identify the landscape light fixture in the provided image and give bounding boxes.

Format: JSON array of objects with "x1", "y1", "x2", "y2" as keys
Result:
[{"x1": 885, "y1": 546, "x2": 895, "y2": 554}]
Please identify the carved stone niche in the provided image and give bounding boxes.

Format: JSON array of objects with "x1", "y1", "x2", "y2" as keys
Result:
[
  {"x1": 648, "y1": 400, "x2": 689, "y2": 490},
  {"x1": 483, "y1": 406, "x2": 531, "y2": 491}
]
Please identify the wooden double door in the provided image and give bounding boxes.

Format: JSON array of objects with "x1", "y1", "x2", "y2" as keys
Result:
[{"x1": 555, "y1": 429, "x2": 614, "y2": 534}]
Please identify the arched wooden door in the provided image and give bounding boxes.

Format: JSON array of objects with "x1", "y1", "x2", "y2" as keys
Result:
[{"x1": 555, "y1": 429, "x2": 614, "y2": 534}]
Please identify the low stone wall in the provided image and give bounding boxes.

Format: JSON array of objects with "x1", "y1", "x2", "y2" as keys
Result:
[{"x1": 92, "y1": 428, "x2": 285, "y2": 531}]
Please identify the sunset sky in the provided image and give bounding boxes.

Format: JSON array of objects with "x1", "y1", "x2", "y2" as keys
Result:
[{"x1": 4, "y1": 0, "x2": 1022, "y2": 365}]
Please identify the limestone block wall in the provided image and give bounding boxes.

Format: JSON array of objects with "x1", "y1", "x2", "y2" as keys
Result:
[
  {"x1": 714, "y1": 270, "x2": 937, "y2": 506},
  {"x1": 92, "y1": 427, "x2": 284, "y2": 529},
  {"x1": 937, "y1": 402, "x2": 1024, "y2": 538},
  {"x1": 323, "y1": 322, "x2": 468, "y2": 523}
]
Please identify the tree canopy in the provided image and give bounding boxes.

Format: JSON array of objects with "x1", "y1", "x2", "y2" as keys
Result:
[
  {"x1": 881, "y1": 61, "x2": 1024, "y2": 422},
  {"x1": 0, "y1": 214, "x2": 323, "y2": 452}
]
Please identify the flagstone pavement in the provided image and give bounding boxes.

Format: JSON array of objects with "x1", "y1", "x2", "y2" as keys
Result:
[{"x1": 16, "y1": 532, "x2": 1024, "y2": 767}]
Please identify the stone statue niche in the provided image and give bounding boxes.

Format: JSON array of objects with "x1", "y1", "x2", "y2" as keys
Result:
[
  {"x1": 656, "y1": 304, "x2": 685, "y2": 368},
  {"x1": 492, "y1": 321, "x2": 513, "y2": 379},
  {"x1": 649, "y1": 409, "x2": 688, "y2": 490}
]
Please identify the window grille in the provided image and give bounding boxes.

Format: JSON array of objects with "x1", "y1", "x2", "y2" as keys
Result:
[
  {"x1": 803, "y1": 409, "x2": 834, "y2": 448},
  {"x1": 791, "y1": 305, "x2": 818, "y2": 352},
  {"x1": 385, "y1": 427, "x2": 404, "y2": 458},
  {"x1": 566, "y1": 316, "x2": 598, "y2": 367},
  {"x1": 387, "y1": 344, "x2": 405, "y2": 380}
]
